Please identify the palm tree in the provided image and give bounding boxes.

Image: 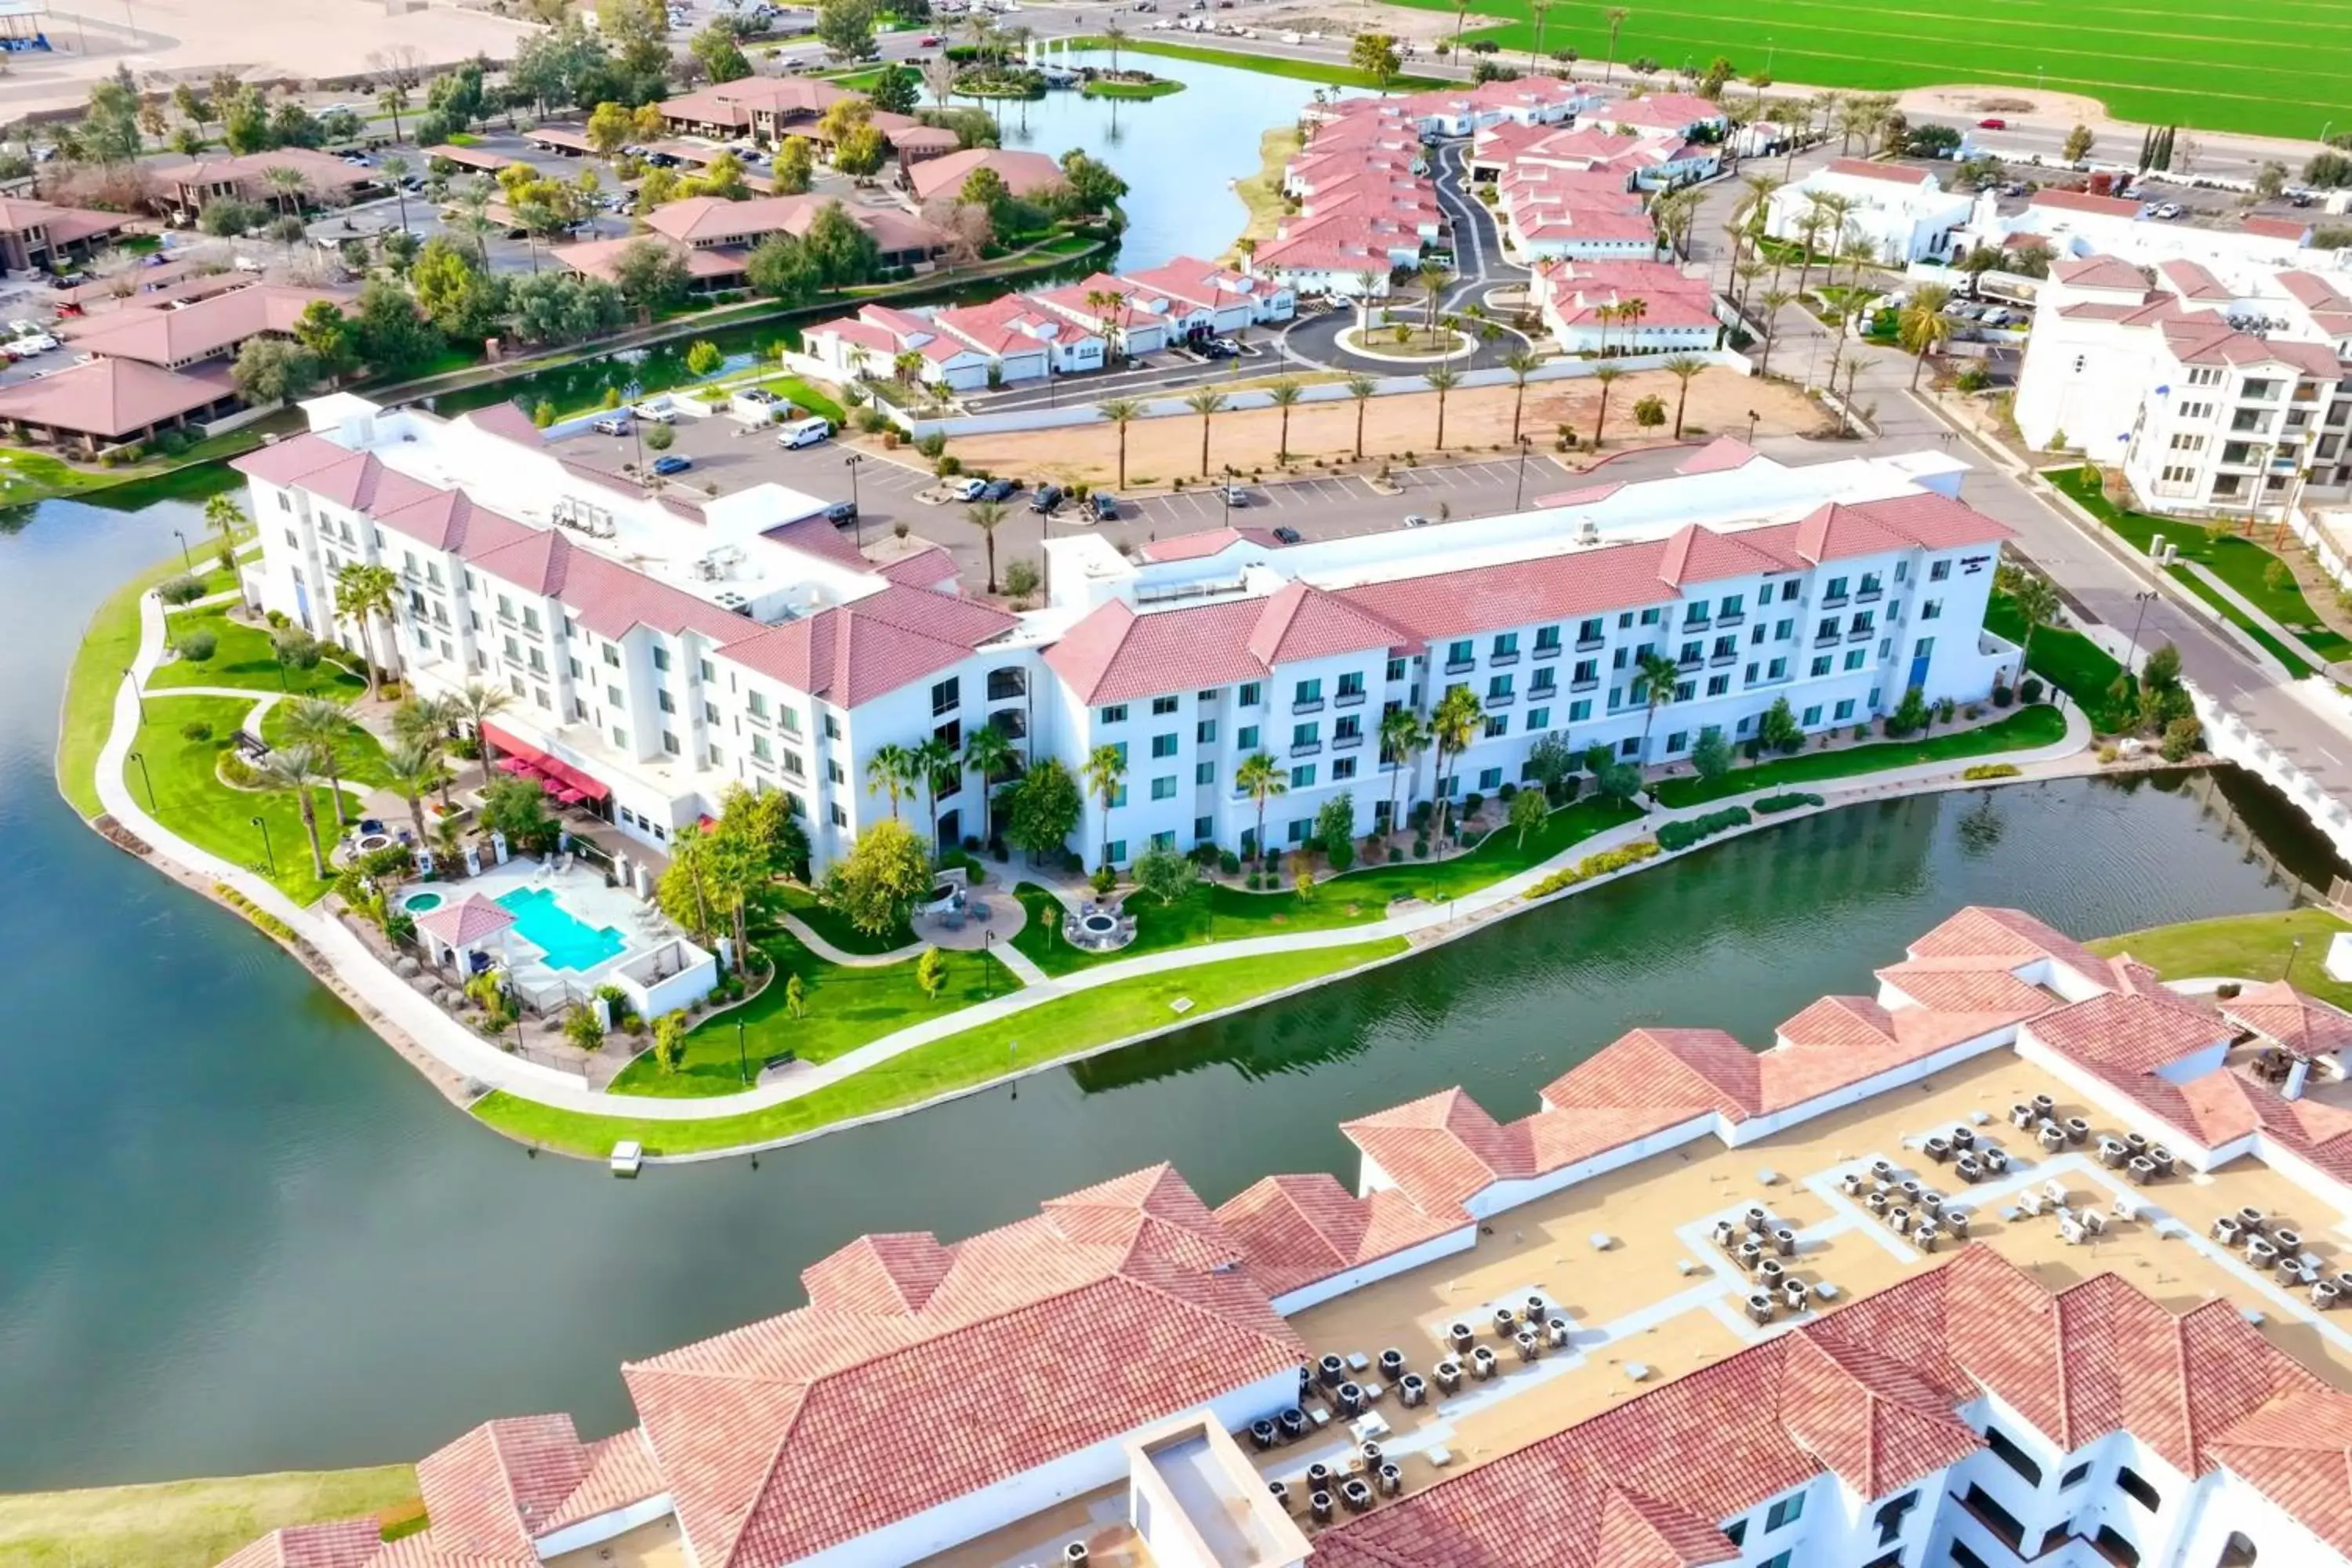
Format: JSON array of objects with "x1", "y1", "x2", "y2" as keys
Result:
[
  {"x1": 1661, "y1": 354, "x2": 1705, "y2": 437},
  {"x1": 1417, "y1": 259, "x2": 1450, "y2": 339},
  {"x1": 203, "y1": 491, "x2": 244, "y2": 547},
  {"x1": 378, "y1": 84, "x2": 409, "y2": 140},
  {"x1": 1103, "y1": 15, "x2": 1129, "y2": 72},
  {"x1": 1345, "y1": 374, "x2": 1377, "y2": 460},
  {"x1": 282, "y1": 697, "x2": 356, "y2": 828},
  {"x1": 394, "y1": 693, "x2": 465, "y2": 806},
  {"x1": 1632, "y1": 649, "x2": 1681, "y2": 765},
  {"x1": 967, "y1": 501, "x2": 1007, "y2": 593},
  {"x1": 1589, "y1": 364, "x2": 1624, "y2": 447},
  {"x1": 332, "y1": 561, "x2": 400, "y2": 699},
  {"x1": 1097, "y1": 397, "x2": 1142, "y2": 488},
  {"x1": 1757, "y1": 287, "x2": 1794, "y2": 376},
  {"x1": 2008, "y1": 569, "x2": 2060, "y2": 675},
  {"x1": 866, "y1": 742, "x2": 916, "y2": 820},
  {"x1": 261, "y1": 164, "x2": 308, "y2": 219},
  {"x1": 379, "y1": 152, "x2": 414, "y2": 240},
  {"x1": 963, "y1": 723, "x2": 1018, "y2": 836},
  {"x1": 1379, "y1": 706, "x2": 1425, "y2": 842},
  {"x1": 383, "y1": 738, "x2": 441, "y2": 847},
  {"x1": 1265, "y1": 377, "x2": 1305, "y2": 464},
  {"x1": 257, "y1": 743, "x2": 330, "y2": 880},
  {"x1": 1351, "y1": 270, "x2": 1381, "y2": 334},
  {"x1": 1497, "y1": 347, "x2": 1541, "y2": 442},
  {"x1": 1617, "y1": 296, "x2": 1650, "y2": 350},
  {"x1": 1235, "y1": 750, "x2": 1286, "y2": 866},
  {"x1": 1602, "y1": 6, "x2": 1631, "y2": 82},
  {"x1": 911, "y1": 734, "x2": 956, "y2": 853},
  {"x1": 1527, "y1": 0, "x2": 1554, "y2": 71},
  {"x1": 1184, "y1": 389, "x2": 1228, "y2": 478},
  {"x1": 1449, "y1": 0, "x2": 1471, "y2": 60},
  {"x1": 1424, "y1": 366, "x2": 1461, "y2": 451},
  {"x1": 454, "y1": 681, "x2": 513, "y2": 790},
  {"x1": 1082, "y1": 742, "x2": 1127, "y2": 868},
  {"x1": 1427, "y1": 685, "x2": 1483, "y2": 842},
  {"x1": 1900, "y1": 284, "x2": 1954, "y2": 390}
]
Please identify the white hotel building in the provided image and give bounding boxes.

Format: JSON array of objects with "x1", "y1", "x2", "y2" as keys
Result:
[{"x1": 238, "y1": 397, "x2": 2016, "y2": 870}]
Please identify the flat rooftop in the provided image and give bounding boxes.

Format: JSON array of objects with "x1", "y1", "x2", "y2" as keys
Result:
[{"x1": 924, "y1": 1048, "x2": 2352, "y2": 1568}]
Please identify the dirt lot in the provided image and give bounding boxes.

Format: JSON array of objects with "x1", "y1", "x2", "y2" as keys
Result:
[{"x1": 945, "y1": 367, "x2": 1825, "y2": 489}]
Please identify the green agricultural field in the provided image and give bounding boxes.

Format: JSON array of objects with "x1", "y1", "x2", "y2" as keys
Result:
[{"x1": 1383, "y1": 0, "x2": 2352, "y2": 139}]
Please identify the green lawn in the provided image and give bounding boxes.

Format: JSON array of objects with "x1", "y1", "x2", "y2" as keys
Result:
[
  {"x1": 476, "y1": 938, "x2": 1406, "y2": 1156},
  {"x1": 0, "y1": 1465, "x2": 420, "y2": 1568},
  {"x1": 1986, "y1": 590, "x2": 2138, "y2": 734},
  {"x1": 1653, "y1": 704, "x2": 2070, "y2": 808},
  {"x1": 1011, "y1": 796, "x2": 1638, "y2": 976},
  {"x1": 2089, "y1": 909, "x2": 2352, "y2": 1013},
  {"x1": 1070, "y1": 35, "x2": 1447, "y2": 90},
  {"x1": 776, "y1": 881, "x2": 916, "y2": 954},
  {"x1": 0, "y1": 447, "x2": 129, "y2": 504},
  {"x1": 128, "y1": 696, "x2": 372, "y2": 904},
  {"x1": 608, "y1": 931, "x2": 1016, "y2": 1096},
  {"x1": 1082, "y1": 77, "x2": 1186, "y2": 99},
  {"x1": 147, "y1": 608, "x2": 367, "y2": 699},
  {"x1": 58, "y1": 557, "x2": 192, "y2": 818},
  {"x1": 1375, "y1": 0, "x2": 2349, "y2": 137},
  {"x1": 747, "y1": 373, "x2": 847, "y2": 423},
  {"x1": 2051, "y1": 466, "x2": 2350, "y2": 670},
  {"x1": 259, "y1": 700, "x2": 399, "y2": 789}
]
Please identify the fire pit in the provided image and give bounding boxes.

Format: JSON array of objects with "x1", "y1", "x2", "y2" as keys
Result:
[
  {"x1": 1064, "y1": 904, "x2": 1137, "y2": 952},
  {"x1": 1081, "y1": 913, "x2": 1119, "y2": 938}
]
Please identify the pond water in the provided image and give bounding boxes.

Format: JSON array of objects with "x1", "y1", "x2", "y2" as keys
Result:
[{"x1": 0, "y1": 485, "x2": 2343, "y2": 1492}]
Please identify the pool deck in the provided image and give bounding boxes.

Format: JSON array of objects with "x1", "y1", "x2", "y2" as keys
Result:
[{"x1": 455, "y1": 858, "x2": 684, "y2": 998}]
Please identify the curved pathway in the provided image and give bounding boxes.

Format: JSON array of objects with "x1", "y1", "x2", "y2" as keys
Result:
[{"x1": 94, "y1": 582, "x2": 2096, "y2": 1137}]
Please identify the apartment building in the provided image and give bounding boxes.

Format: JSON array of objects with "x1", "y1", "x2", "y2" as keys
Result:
[
  {"x1": 239, "y1": 397, "x2": 2010, "y2": 873},
  {"x1": 2016, "y1": 253, "x2": 2352, "y2": 517},
  {"x1": 1539, "y1": 257, "x2": 1722, "y2": 352},
  {"x1": 1765, "y1": 158, "x2": 1976, "y2": 264},
  {"x1": 1255, "y1": 101, "x2": 1435, "y2": 296},
  {"x1": 208, "y1": 904, "x2": 2352, "y2": 1567}
]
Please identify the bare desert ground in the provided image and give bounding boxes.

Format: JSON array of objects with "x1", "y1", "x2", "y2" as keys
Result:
[
  {"x1": 944, "y1": 367, "x2": 1825, "y2": 490},
  {"x1": 0, "y1": 1, "x2": 539, "y2": 118}
]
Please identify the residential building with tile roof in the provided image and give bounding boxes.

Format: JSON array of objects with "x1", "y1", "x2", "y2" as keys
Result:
[
  {"x1": 553, "y1": 198, "x2": 945, "y2": 294},
  {"x1": 2013, "y1": 249, "x2": 2352, "y2": 518},
  {"x1": 1763, "y1": 158, "x2": 1976, "y2": 264},
  {"x1": 1537, "y1": 258, "x2": 1721, "y2": 353}
]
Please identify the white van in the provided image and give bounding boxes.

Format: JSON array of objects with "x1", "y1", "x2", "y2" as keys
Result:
[{"x1": 777, "y1": 416, "x2": 832, "y2": 449}]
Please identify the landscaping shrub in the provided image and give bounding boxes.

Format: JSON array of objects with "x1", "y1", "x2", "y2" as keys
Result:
[
  {"x1": 2161, "y1": 715, "x2": 2204, "y2": 762},
  {"x1": 2018, "y1": 677, "x2": 2045, "y2": 705},
  {"x1": 218, "y1": 752, "x2": 259, "y2": 787},
  {"x1": 1962, "y1": 763, "x2": 2021, "y2": 780},
  {"x1": 1089, "y1": 864, "x2": 1117, "y2": 895},
  {"x1": 174, "y1": 629, "x2": 217, "y2": 662},
  {"x1": 1656, "y1": 806, "x2": 1754, "y2": 852},
  {"x1": 157, "y1": 574, "x2": 206, "y2": 606},
  {"x1": 1527, "y1": 839, "x2": 1661, "y2": 896},
  {"x1": 1991, "y1": 683, "x2": 2014, "y2": 709},
  {"x1": 1245, "y1": 873, "x2": 1261, "y2": 890},
  {"x1": 180, "y1": 719, "x2": 215, "y2": 743},
  {"x1": 1218, "y1": 849, "x2": 1241, "y2": 875},
  {"x1": 1412, "y1": 838, "x2": 1429, "y2": 858},
  {"x1": 1388, "y1": 847, "x2": 1403, "y2": 863},
  {"x1": 1752, "y1": 791, "x2": 1824, "y2": 815},
  {"x1": 1462, "y1": 792, "x2": 1485, "y2": 819}
]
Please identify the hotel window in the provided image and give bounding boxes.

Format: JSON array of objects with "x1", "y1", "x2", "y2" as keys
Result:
[
  {"x1": 1824, "y1": 575, "x2": 1849, "y2": 600},
  {"x1": 1758, "y1": 1555, "x2": 1793, "y2": 1568},
  {"x1": 662, "y1": 731, "x2": 680, "y2": 755},
  {"x1": 1238, "y1": 724, "x2": 1259, "y2": 750},
  {"x1": 1197, "y1": 688, "x2": 1221, "y2": 702},
  {"x1": 1483, "y1": 716, "x2": 1507, "y2": 739},
  {"x1": 1196, "y1": 760, "x2": 1215, "y2": 784},
  {"x1": 1665, "y1": 731, "x2": 1687, "y2": 753},
  {"x1": 1766, "y1": 657, "x2": 1787, "y2": 680},
  {"x1": 1532, "y1": 666, "x2": 1556, "y2": 693},
  {"x1": 1764, "y1": 1493, "x2": 1805, "y2": 1532},
  {"x1": 1684, "y1": 599, "x2": 1710, "y2": 624},
  {"x1": 1152, "y1": 695, "x2": 1178, "y2": 715},
  {"x1": 1239, "y1": 681, "x2": 1261, "y2": 706},
  {"x1": 1099, "y1": 703, "x2": 1127, "y2": 724},
  {"x1": 1385, "y1": 657, "x2": 1408, "y2": 681},
  {"x1": 750, "y1": 733, "x2": 772, "y2": 761},
  {"x1": 1706, "y1": 674, "x2": 1729, "y2": 696},
  {"x1": 1337, "y1": 670, "x2": 1365, "y2": 699},
  {"x1": 611, "y1": 726, "x2": 629, "y2": 749},
  {"x1": 1479, "y1": 766, "x2": 1502, "y2": 789},
  {"x1": 1150, "y1": 775, "x2": 1177, "y2": 800},
  {"x1": 782, "y1": 752, "x2": 804, "y2": 779},
  {"x1": 1292, "y1": 721, "x2": 1319, "y2": 748},
  {"x1": 1567, "y1": 699, "x2": 1591, "y2": 722},
  {"x1": 699, "y1": 659, "x2": 713, "y2": 683},
  {"x1": 1194, "y1": 815, "x2": 1214, "y2": 840},
  {"x1": 1873, "y1": 1491, "x2": 1919, "y2": 1548},
  {"x1": 1197, "y1": 718, "x2": 1218, "y2": 744},
  {"x1": 748, "y1": 691, "x2": 770, "y2": 720},
  {"x1": 1921, "y1": 598, "x2": 1943, "y2": 621},
  {"x1": 1446, "y1": 638, "x2": 1474, "y2": 667},
  {"x1": 1618, "y1": 612, "x2": 1635, "y2": 630},
  {"x1": 1802, "y1": 704, "x2": 1822, "y2": 725},
  {"x1": 1721, "y1": 592, "x2": 1744, "y2": 617},
  {"x1": 1290, "y1": 763, "x2": 1316, "y2": 789},
  {"x1": 601, "y1": 642, "x2": 621, "y2": 666},
  {"x1": 1491, "y1": 631, "x2": 1519, "y2": 659},
  {"x1": 1295, "y1": 677, "x2": 1323, "y2": 704},
  {"x1": 1487, "y1": 674, "x2": 1512, "y2": 701},
  {"x1": 932, "y1": 677, "x2": 960, "y2": 716},
  {"x1": 1152, "y1": 732, "x2": 1179, "y2": 758},
  {"x1": 523, "y1": 608, "x2": 543, "y2": 634},
  {"x1": 1545, "y1": 622, "x2": 1573, "y2": 648},
  {"x1": 830, "y1": 804, "x2": 848, "y2": 828},
  {"x1": 781, "y1": 706, "x2": 801, "y2": 735},
  {"x1": 2161, "y1": 465, "x2": 2200, "y2": 484},
  {"x1": 1833, "y1": 699, "x2": 1855, "y2": 722},
  {"x1": 508, "y1": 676, "x2": 525, "y2": 699},
  {"x1": 1333, "y1": 757, "x2": 1356, "y2": 780},
  {"x1": 606, "y1": 684, "x2": 623, "y2": 708},
  {"x1": 657, "y1": 690, "x2": 675, "y2": 713},
  {"x1": 1640, "y1": 606, "x2": 1662, "y2": 624},
  {"x1": 1843, "y1": 650, "x2": 1866, "y2": 671},
  {"x1": 1526, "y1": 707, "x2": 1549, "y2": 730},
  {"x1": 1286, "y1": 818, "x2": 1311, "y2": 843},
  {"x1": 2116, "y1": 1468, "x2": 2161, "y2": 1512},
  {"x1": 2060, "y1": 1463, "x2": 2092, "y2": 1490},
  {"x1": 828, "y1": 760, "x2": 845, "y2": 785},
  {"x1": 1672, "y1": 680, "x2": 1695, "y2": 703}
]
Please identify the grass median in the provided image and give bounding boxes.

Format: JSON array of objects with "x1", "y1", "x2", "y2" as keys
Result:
[
  {"x1": 1653, "y1": 703, "x2": 2067, "y2": 808},
  {"x1": 475, "y1": 936, "x2": 1406, "y2": 1156}
]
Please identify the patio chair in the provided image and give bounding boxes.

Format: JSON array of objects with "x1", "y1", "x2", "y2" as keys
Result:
[
  {"x1": 968, "y1": 899, "x2": 989, "y2": 921},
  {"x1": 942, "y1": 909, "x2": 965, "y2": 932}
]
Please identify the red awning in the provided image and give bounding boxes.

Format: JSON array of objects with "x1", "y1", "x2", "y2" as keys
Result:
[{"x1": 481, "y1": 723, "x2": 612, "y2": 803}]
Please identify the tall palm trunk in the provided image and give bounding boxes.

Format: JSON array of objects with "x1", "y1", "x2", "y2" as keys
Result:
[{"x1": 296, "y1": 788, "x2": 325, "y2": 879}]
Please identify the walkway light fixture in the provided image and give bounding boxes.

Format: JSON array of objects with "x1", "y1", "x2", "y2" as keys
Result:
[
  {"x1": 251, "y1": 814, "x2": 277, "y2": 876},
  {"x1": 172, "y1": 528, "x2": 191, "y2": 571},
  {"x1": 127, "y1": 749, "x2": 153, "y2": 809},
  {"x1": 2127, "y1": 589, "x2": 2159, "y2": 670},
  {"x1": 737, "y1": 1015, "x2": 749, "y2": 1086},
  {"x1": 123, "y1": 666, "x2": 146, "y2": 725}
]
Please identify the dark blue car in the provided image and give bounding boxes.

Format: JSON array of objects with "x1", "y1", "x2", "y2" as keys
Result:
[{"x1": 651, "y1": 455, "x2": 692, "y2": 476}]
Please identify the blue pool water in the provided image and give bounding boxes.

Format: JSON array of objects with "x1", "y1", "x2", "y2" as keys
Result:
[{"x1": 494, "y1": 887, "x2": 626, "y2": 971}]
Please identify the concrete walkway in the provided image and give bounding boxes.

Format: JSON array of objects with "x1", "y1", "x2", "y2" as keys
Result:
[
  {"x1": 779, "y1": 913, "x2": 926, "y2": 967},
  {"x1": 2183, "y1": 562, "x2": 2336, "y2": 677},
  {"x1": 97, "y1": 579, "x2": 2096, "y2": 1135}
]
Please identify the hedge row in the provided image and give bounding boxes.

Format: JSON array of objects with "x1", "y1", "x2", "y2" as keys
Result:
[
  {"x1": 1526, "y1": 838, "x2": 1661, "y2": 898},
  {"x1": 1753, "y1": 792, "x2": 1825, "y2": 815},
  {"x1": 1657, "y1": 806, "x2": 1754, "y2": 852},
  {"x1": 1962, "y1": 763, "x2": 2022, "y2": 781}
]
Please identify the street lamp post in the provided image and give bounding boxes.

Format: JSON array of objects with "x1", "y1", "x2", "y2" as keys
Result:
[
  {"x1": 1220, "y1": 467, "x2": 1235, "y2": 528},
  {"x1": 1008, "y1": 1038, "x2": 1018, "y2": 1099},
  {"x1": 1746, "y1": 408, "x2": 1760, "y2": 445},
  {"x1": 736, "y1": 1015, "x2": 749, "y2": 1085},
  {"x1": 1512, "y1": 434, "x2": 1533, "y2": 510},
  {"x1": 983, "y1": 928, "x2": 996, "y2": 997},
  {"x1": 2287, "y1": 936, "x2": 2306, "y2": 984},
  {"x1": 123, "y1": 666, "x2": 146, "y2": 725},
  {"x1": 127, "y1": 750, "x2": 153, "y2": 808},
  {"x1": 172, "y1": 528, "x2": 191, "y2": 571},
  {"x1": 2127, "y1": 588, "x2": 2159, "y2": 670},
  {"x1": 844, "y1": 452, "x2": 866, "y2": 547},
  {"x1": 251, "y1": 815, "x2": 277, "y2": 876}
]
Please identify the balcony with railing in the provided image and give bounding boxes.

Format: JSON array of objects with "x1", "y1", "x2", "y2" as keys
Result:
[{"x1": 1334, "y1": 689, "x2": 1367, "y2": 709}]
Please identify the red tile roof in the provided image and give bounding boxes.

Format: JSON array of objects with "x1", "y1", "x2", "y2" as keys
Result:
[
  {"x1": 1214, "y1": 1172, "x2": 1467, "y2": 1298},
  {"x1": 413, "y1": 1414, "x2": 596, "y2": 1562},
  {"x1": 2025, "y1": 989, "x2": 2227, "y2": 1075},
  {"x1": 1340, "y1": 1088, "x2": 1534, "y2": 1214},
  {"x1": 60, "y1": 285, "x2": 351, "y2": 367},
  {"x1": 2031, "y1": 187, "x2": 2143, "y2": 217},
  {"x1": 0, "y1": 356, "x2": 231, "y2": 438},
  {"x1": 2226, "y1": 981, "x2": 2352, "y2": 1056},
  {"x1": 1135, "y1": 525, "x2": 1282, "y2": 562},
  {"x1": 622, "y1": 1164, "x2": 1303, "y2": 1568},
  {"x1": 212, "y1": 1519, "x2": 385, "y2": 1568},
  {"x1": 722, "y1": 586, "x2": 1012, "y2": 706},
  {"x1": 416, "y1": 894, "x2": 516, "y2": 947},
  {"x1": 1824, "y1": 157, "x2": 1931, "y2": 186}
]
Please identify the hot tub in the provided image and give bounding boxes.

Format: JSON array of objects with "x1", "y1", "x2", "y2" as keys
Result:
[
  {"x1": 401, "y1": 891, "x2": 445, "y2": 914},
  {"x1": 355, "y1": 832, "x2": 394, "y2": 855}
]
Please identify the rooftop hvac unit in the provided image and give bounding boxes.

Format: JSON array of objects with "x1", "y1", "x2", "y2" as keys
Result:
[{"x1": 1576, "y1": 521, "x2": 1602, "y2": 545}]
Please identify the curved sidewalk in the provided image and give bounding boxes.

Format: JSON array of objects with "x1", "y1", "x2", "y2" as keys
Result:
[{"x1": 95, "y1": 578, "x2": 2093, "y2": 1129}]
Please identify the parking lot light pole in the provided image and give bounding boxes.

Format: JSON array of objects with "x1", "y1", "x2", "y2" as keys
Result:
[
  {"x1": 844, "y1": 452, "x2": 866, "y2": 546},
  {"x1": 1512, "y1": 434, "x2": 1533, "y2": 511},
  {"x1": 251, "y1": 815, "x2": 277, "y2": 877},
  {"x1": 172, "y1": 528, "x2": 191, "y2": 571}
]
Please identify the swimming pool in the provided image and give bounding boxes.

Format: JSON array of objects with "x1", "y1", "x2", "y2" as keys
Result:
[{"x1": 494, "y1": 887, "x2": 626, "y2": 972}]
